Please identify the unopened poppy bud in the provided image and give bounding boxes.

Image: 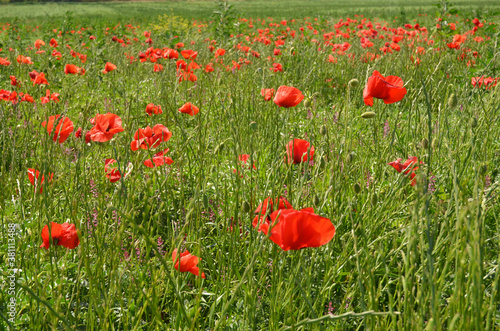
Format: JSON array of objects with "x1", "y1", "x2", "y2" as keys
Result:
[
  {"x1": 203, "y1": 194, "x2": 209, "y2": 209},
  {"x1": 249, "y1": 121, "x2": 258, "y2": 131},
  {"x1": 320, "y1": 156, "x2": 327, "y2": 169},
  {"x1": 354, "y1": 183, "x2": 361, "y2": 194},
  {"x1": 421, "y1": 138, "x2": 429, "y2": 149},
  {"x1": 480, "y1": 163, "x2": 488, "y2": 176},
  {"x1": 431, "y1": 138, "x2": 438, "y2": 149},
  {"x1": 304, "y1": 98, "x2": 312, "y2": 108},
  {"x1": 371, "y1": 193, "x2": 378, "y2": 206},
  {"x1": 347, "y1": 152, "x2": 355, "y2": 163},
  {"x1": 348, "y1": 79, "x2": 359, "y2": 88},
  {"x1": 242, "y1": 200, "x2": 250, "y2": 213},
  {"x1": 314, "y1": 195, "x2": 321, "y2": 206},
  {"x1": 320, "y1": 125, "x2": 328, "y2": 136},
  {"x1": 143, "y1": 205, "x2": 151, "y2": 221},
  {"x1": 448, "y1": 93, "x2": 458, "y2": 109},
  {"x1": 361, "y1": 111, "x2": 376, "y2": 119},
  {"x1": 214, "y1": 142, "x2": 224, "y2": 153},
  {"x1": 470, "y1": 117, "x2": 478, "y2": 128}
]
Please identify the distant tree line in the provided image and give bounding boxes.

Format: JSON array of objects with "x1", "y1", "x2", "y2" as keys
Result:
[{"x1": 2, "y1": 0, "x2": 144, "y2": 3}]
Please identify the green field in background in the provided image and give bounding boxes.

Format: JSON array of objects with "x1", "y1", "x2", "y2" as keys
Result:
[{"x1": 1, "y1": 0, "x2": 499, "y2": 22}]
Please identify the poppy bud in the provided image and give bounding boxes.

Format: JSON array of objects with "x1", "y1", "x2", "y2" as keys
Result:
[
  {"x1": 242, "y1": 200, "x2": 250, "y2": 213},
  {"x1": 319, "y1": 156, "x2": 327, "y2": 169},
  {"x1": 304, "y1": 98, "x2": 312, "y2": 108},
  {"x1": 320, "y1": 125, "x2": 327, "y2": 136},
  {"x1": 371, "y1": 193, "x2": 378, "y2": 206},
  {"x1": 361, "y1": 111, "x2": 376, "y2": 119},
  {"x1": 203, "y1": 194, "x2": 209, "y2": 209},
  {"x1": 348, "y1": 79, "x2": 359, "y2": 88},
  {"x1": 354, "y1": 183, "x2": 361, "y2": 194},
  {"x1": 214, "y1": 142, "x2": 224, "y2": 154},
  {"x1": 249, "y1": 121, "x2": 258, "y2": 131},
  {"x1": 143, "y1": 205, "x2": 151, "y2": 222},
  {"x1": 421, "y1": 138, "x2": 429, "y2": 149},
  {"x1": 347, "y1": 152, "x2": 355, "y2": 163},
  {"x1": 447, "y1": 93, "x2": 458, "y2": 109},
  {"x1": 314, "y1": 195, "x2": 321, "y2": 206},
  {"x1": 431, "y1": 138, "x2": 438, "y2": 150},
  {"x1": 470, "y1": 117, "x2": 478, "y2": 128},
  {"x1": 480, "y1": 163, "x2": 488, "y2": 176}
]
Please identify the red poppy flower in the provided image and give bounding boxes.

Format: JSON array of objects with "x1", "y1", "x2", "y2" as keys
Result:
[
  {"x1": 175, "y1": 42, "x2": 184, "y2": 49},
  {"x1": 233, "y1": 154, "x2": 257, "y2": 176},
  {"x1": 181, "y1": 49, "x2": 198, "y2": 60},
  {"x1": 153, "y1": 63, "x2": 164, "y2": 72},
  {"x1": 16, "y1": 55, "x2": 33, "y2": 65},
  {"x1": 102, "y1": 62, "x2": 117, "y2": 74},
  {"x1": 176, "y1": 60, "x2": 187, "y2": 70},
  {"x1": 205, "y1": 63, "x2": 214, "y2": 73},
  {"x1": 21, "y1": 93, "x2": 34, "y2": 103},
  {"x1": 40, "y1": 222, "x2": 80, "y2": 250},
  {"x1": 49, "y1": 38, "x2": 58, "y2": 47},
  {"x1": 261, "y1": 88, "x2": 275, "y2": 101},
  {"x1": 273, "y1": 85, "x2": 304, "y2": 108},
  {"x1": 388, "y1": 156, "x2": 422, "y2": 186},
  {"x1": 51, "y1": 50, "x2": 62, "y2": 60},
  {"x1": 178, "y1": 102, "x2": 199, "y2": 116},
  {"x1": 78, "y1": 54, "x2": 87, "y2": 63},
  {"x1": 237, "y1": 154, "x2": 256, "y2": 169},
  {"x1": 177, "y1": 69, "x2": 198, "y2": 82},
  {"x1": 41, "y1": 115, "x2": 74, "y2": 143},
  {"x1": 328, "y1": 55, "x2": 338, "y2": 63},
  {"x1": 32, "y1": 72, "x2": 49, "y2": 86},
  {"x1": 286, "y1": 139, "x2": 315, "y2": 164},
  {"x1": 145, "y1": 103, "x2": 162, "y2": 116},
  {"x1": 40, "y1": 89, "x2": 60, "y2": 104},
  {"x1": 268, "y1": 208, "x2": 335, "y2": 250},
  {"x1": 104, "y1": 159, "x2": 122, "y2": 183},
  {"x1": 363, "y1": 70, "x2": 407, "y2": 106},
  {"x1": 64, "y1": 64, "x2": 85, "y2": 75},
  {"x1": 143, "y1": 148, "x2": 174, "y2": 168},
  {"x1": 27, "y1": 168, "x2": 54, "y2": 194},
  {"x1": 88, "y1": 113, "x2": 124, "y2": 142},
  {"x1": 34, "y1": 39, "x2": 45, "y2": 49},
  {"x1": 0, "y1": 57, "x2": 11, "y2": 66},
  {"x1": 10, "y1": 76, "x2": 20, "y2": 87},
  {"x1": 172, "y1": 249, "x2": 206, "y2": 278},
  {"x1": 163, "y1": 48, "x2": 179, "y2": 59},
  {"x1": 271, "y1": 63, "x2": 283, "y2": 72},
  {"x1": 253, "y1": 196, "x2": 293, "y2": 234},
  {"x1": 187, "y1": 62, "x2": 201, "y2": 71},
  {"x1": 130, "y1": 124, "x2": 172, "y2": 151},
  {"x1": 215, "y1": 48, "x2": 226, "y2": 57},
  {"x1": 447, "y1": 42, "x2": 461, "y2": 49},
  {"x1": 75, "y1": 127, "x2": 82, "y2": 138},
  {"x1": 472, "y1": 76, "x2": 499, "y2": 89}
]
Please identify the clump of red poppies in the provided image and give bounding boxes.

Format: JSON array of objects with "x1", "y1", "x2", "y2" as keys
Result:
[{"x1": 363, "y1": 70, "x2": 407, "y2": 106}]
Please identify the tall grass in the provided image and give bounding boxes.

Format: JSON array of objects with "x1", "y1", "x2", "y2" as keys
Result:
[{"x1": 0, "y1": 4, "x2": 500, "y2": 330}]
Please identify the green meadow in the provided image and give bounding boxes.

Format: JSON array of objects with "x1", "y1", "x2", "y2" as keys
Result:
[{"x1": 0, "y1": 0, "x2": 500, "y2": 330}]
